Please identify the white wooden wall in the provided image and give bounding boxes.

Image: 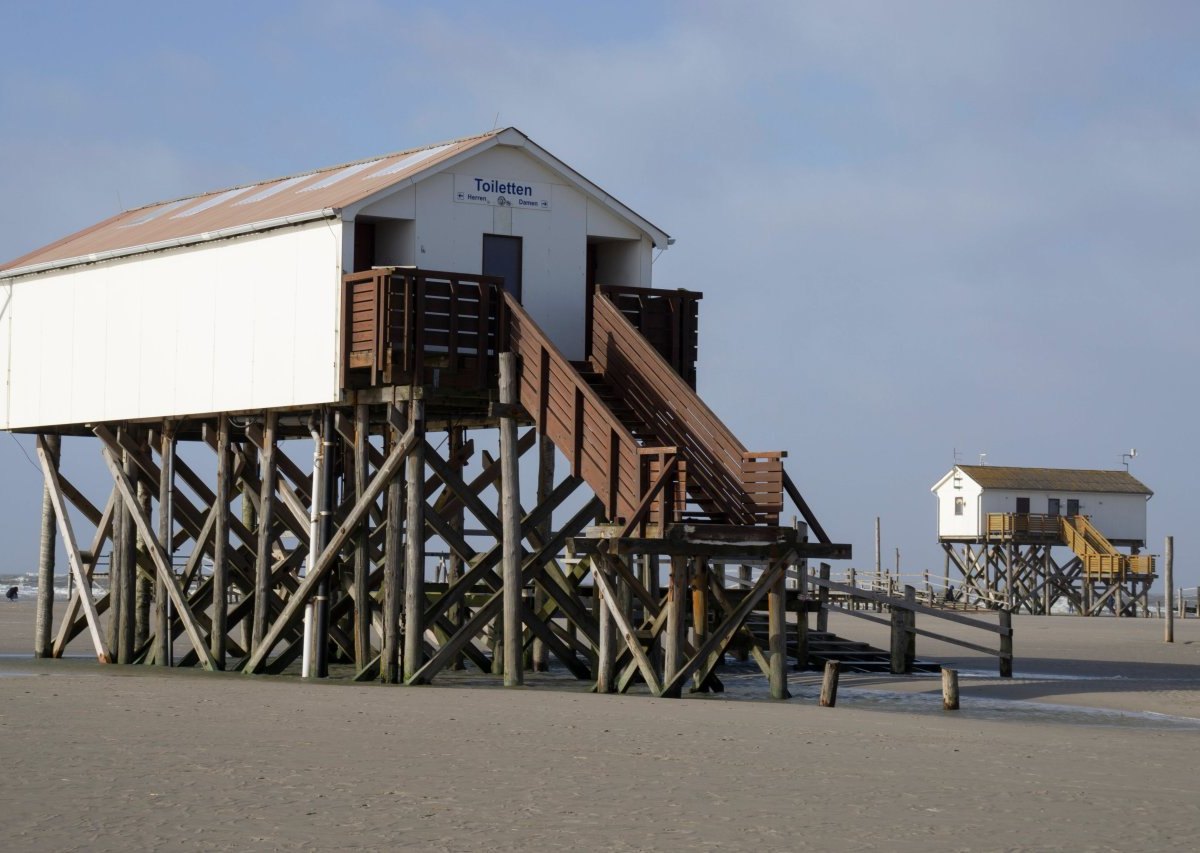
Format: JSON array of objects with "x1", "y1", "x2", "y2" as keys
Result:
[{"x1": 1, "y1": 221, "x2": 341, "y2": 430}]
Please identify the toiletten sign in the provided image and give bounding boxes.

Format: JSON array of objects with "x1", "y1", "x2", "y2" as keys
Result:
[{"x1": 454, "y1": 174, "x2": 551, "y2": 211}]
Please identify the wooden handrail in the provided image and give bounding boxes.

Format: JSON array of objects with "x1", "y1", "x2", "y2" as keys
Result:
[
  {"x1": 591, "y1": 291, "x2": 782, "y2": 525},
  {"x1": 504, "y1": 292, "x2": 680, "y2": 528}
]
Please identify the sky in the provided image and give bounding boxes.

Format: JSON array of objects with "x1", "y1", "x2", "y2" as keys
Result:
[{"x1": 1, "y1": 0, "x2": 1197, "y2": 590}]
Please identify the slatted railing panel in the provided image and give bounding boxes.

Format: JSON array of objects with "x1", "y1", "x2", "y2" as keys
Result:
[
  {"x1": 505, "y1": 293, "x2": 652, "y2": 524},
  {"x1": 591, "y1": 292, "x2": 783, "y2": 525},
  {"x1": 598, "y1": 285, "x2": 701, "y2": 388}
]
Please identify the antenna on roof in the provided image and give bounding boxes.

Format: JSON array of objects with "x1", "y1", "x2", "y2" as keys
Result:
[
  {"x1": 979, "y1": 452, "x2": 987, "y2": 466},
  {"x1": 492, "y1": 112, "x2": 500, "y2": 131},
  {"x1": 1122, "y1": 448, "x2": 1137, "y2": 471},
  {"x1": 953, "y1": 447, "x2": 962, "y2": 465}
]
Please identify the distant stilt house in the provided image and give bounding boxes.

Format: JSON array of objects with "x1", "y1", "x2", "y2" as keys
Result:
[
  {"x1": 931, "y1": 465, "x2": 1155, "y2": 615},
  {"x1": 2, "y1": 127, "x2": 848, "y2": 696}
]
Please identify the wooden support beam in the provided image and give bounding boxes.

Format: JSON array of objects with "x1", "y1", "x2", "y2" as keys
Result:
[
  {"x1": 116, "y1": 441, "x2": 137, "y2": 664},
  {"x1": 403, "y1": 401, "x2": 427, "y2": 683},
  {"x1": 499, "y1": 353, "x2": 524, "y2": 687},
  {"x1": 353, "y1": 403, "x2": 372, "y2": 671},
  {"x1": 660, "y1": 550, "x2": 794, "y2": 698},
  {"x1": 663, "y1": 555, "x2": 688, "y2": 698},
  {"x1": 532, "y1": 432, "x2": 554, "y2": 672},
  {"x1": 155, "y1": 424, "x2": 174, "y2": 667},
  {"x1": 94, "y1": 427, "x2": 218, "y2": 671},
  {"x1": 36, "y1": 436, "x2": 111, "y2": 663},
  {"x1": 596, "y1": 582, "x2": 616, "y2": 693},
  {"x1": 210, "y1": 417, "x2": 231, "y2": 669},
  {"x1": 768, "y1": 562, "x2": 790, "y2": 699},
  {"x1": 242, "y1": 413, "x2": 417, "y2": 675},
  {"x1": 594, "y1": 553, "x2": 662, "y2": 696},
  {"x1": 251, "y1": 411, "x2": 278, "y2": 655},
  {"x1": 52, "y1": 489, "x2": 115, "y2": 657},
  {"x1": 382, "y1": 403, "x2": 407, "y2": 684},
  {"x1": 34, "y1": 434, "x2": 60, "y2": 658}
]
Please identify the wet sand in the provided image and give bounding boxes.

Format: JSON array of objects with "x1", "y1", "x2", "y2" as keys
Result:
[{"x1": 2, "y1": 600, "x2": 1199, "y2": 851}]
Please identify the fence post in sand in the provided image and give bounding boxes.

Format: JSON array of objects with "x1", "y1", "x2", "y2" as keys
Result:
[
  {"x1": 904, "y1": 585, "x2": 917, "y2": 673},
  {"x1": 999, "y1": 608, "x2": 1013, "y2": 677},
  {"x1": 1164, "y1": 536, "x2": 1174, "y2": 644},
  {"x1": 890, "y1": 599, "x2": 906, "y2": 675},
  {"x1": 816, "y1": 562, "x2": 830, "y2": 632},
  {"x1": 34, "y1": 434, "x2": 61, "y2": 658},
  {"x1": 941, "y1": 667, "x2": 960, "y2": 710},
  {"x1": 819, "y1": 660, "x2": 840, "y2": 707}
]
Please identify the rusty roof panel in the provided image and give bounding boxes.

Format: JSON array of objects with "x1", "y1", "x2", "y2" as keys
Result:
[{"x1": 0, "y1": 130, "x2": 500, "y2": 276}]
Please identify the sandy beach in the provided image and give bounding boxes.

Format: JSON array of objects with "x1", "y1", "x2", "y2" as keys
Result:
[{"x1": 2, "y1": 600, "x2": 1198, "y2": 852}]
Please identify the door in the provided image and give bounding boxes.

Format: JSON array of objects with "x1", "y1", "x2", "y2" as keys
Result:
[
  {"x1": 482, "y1": 234, "x2": 523, "y2": 301},
  {"x1": 1067, "y1": 499, "x2": 1080, "y2": 517},
  {"x1": 1047, "y1": 498, "x2": 1060, "y2": 516},
  {"x1": 1015, "y1": 497, "x2": 1030, "y2": 514}
]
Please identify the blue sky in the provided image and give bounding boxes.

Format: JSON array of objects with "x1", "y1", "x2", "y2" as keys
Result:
[{"x1": 2, "y1": 1, "x2": 1198, "y2": 588}]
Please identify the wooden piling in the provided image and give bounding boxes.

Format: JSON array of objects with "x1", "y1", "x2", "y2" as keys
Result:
[
  {"x1": 499, "y1": 353, "x2": 524, "y2": 687},
  {"x1": 999, "y1": 608, "x2": 1013, "y2": 677},
  {"x1": 532, "y1": 432, "x2": 554, "y2": 672},
  {"x1": 447, "y1": 426, "x2": 466, "y2": 671},
  {"x1": 134, "y1": 478, "x2": 152, "y2": 649},
  {"x1": 941, "y1": 667, "x2": 960, "y2": 710},
  {"x1": 116, "y1": 443, "x2": 137, "y2": 664},
  {"x1": 819, "y1": 660, "x2": 840, "y2": 707},
  {"x1": 403, "y1": 400, "x2": 426, "y2": 683},
  {"x1": 663, "y1": 555, "x2": 689, "y2": 698},
  {"x1": 597, "y1": 580, "x2": 616, "y2": 693},
  {"x1": 252, "y1": 411, "x2": 277, "y2": 655},
  {"x1": 904, "y1": 584, "x2": 916, "y2": 672},
  {"x1": 382, "y1": 403, "x2": 406, "y2": 684},
  {"x1": 210, "y1": 418, "x2": 230, "y2": 670},
  {"x1": 816, "y1": 562, "x2": 830, "y2": 632},
  {"x1": 34, "y1": 434, "x2": 60, "y2": 658},
  {"x1": 1164, "y1": 536, "x2": 1174, "y2": 644},
  {"x1": 352, "y1": 403, "x2": 371, "y2": 670},
  {"x1": 155, "y1": 424, "x2": 174, "y2": 667},
  {"x1": 768, "y1": 561, "x2": 790, "y2": 699}
]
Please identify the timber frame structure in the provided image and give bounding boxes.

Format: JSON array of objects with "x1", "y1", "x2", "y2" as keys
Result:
[
  {"x1": 29, "y1": 270, "x2": 850, "y2": 699},
  {"x1": 941, "y1": 513, "x2": 1156, "y2": 616}
]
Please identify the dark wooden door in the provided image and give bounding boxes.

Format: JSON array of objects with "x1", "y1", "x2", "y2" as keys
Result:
[{"x1": 483, "y1": 234, "x2": 523, "y2": 301}]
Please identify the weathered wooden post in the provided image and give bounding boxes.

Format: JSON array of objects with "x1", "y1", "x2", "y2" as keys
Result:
[
  {"x1": 889, "y1": 599, "x2": 906, "y2": 674},
  {"x1": 134, "y1": 478, "x2": 152, "y2": 649},
  {"x1": 210, "y1": 418, "x2": 230, "y2": 669},
  {"x1": 941, "y1": 667, "x2": 960, "y2": 710},
  {"x1": 768, "y1": 558, "x2": 790, "y2": 700},
  {"x1": 499, "y1": 353, "x2": 524, "y2": 687},
  {"x1": 352, "y1": 403, "x2": 371, "y2": 671},
  {"x1": 382, "y1": 403, "x2": 406, "y2": 685},
  {"x1": 532, "y1": 432, "x2": 555, "y2": 672},
  {"x1": 155, "y1": 423, "x2": 174, "y2": 666},
  {"x1": 404, "y1": 400, "x2": 427, "y2": 682},
  {"x1": 252, "y1": 411, "x2": 278, "y2": 656},
  {"x1": 312, "y1": 408, "x2": 336, "y2": 678},
  {"x1": 116, "y1": 442, "x2": 138, "y2": 665},
  {"x1": 34, "y1": 434, "x2": 60, "y2": 658},
  {"x1": 816, "y1": 562, "x2": 830, "y2": 632},
  {"x1": 735, "y1": 564, "x2": 751, "y2": 660},
  {"x1": 663, "y1": 555, "x2": 689, "y2": 698},
  {"x1": 904, "y1": 584, "x2": 916, "y2": 673},
  {"x1": 999, "y1": 608, "x2": 1013, "y2": 677},
  {"x1": 819, "y1": 660, "x2": 840, "y2": 707},
  {"x1": 596, "y1": 577, "x2": 616, "y2": 694},
  {"x1": 1164, "y1": 536, "x2": 1174, "y2": 644},
  {"x1": 447, "y1": 426, "x2": 465, "y2": 671}
]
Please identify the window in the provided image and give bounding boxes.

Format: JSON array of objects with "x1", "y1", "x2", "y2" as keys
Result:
[
  {"x1": 1016, "y1": 497, "x2": 1030, "y2": 514},
  {"x1": 954, "y1": 497, "x2": 965, "y2": 516},
  {"x1": 1067, "y1": 499, "x2": 1080, "y2": 517},
  {"x1": 1048, "y1": 498, "x2": 1060, "y2": 516}
]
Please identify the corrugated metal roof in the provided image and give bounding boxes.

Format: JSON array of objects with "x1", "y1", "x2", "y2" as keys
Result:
[
  {"x1": 956, "y1": 466, "x2": 1153, "y2": 495},
  {"x1": 0, "y1": 130, "x2": 501, "y2": 277}
]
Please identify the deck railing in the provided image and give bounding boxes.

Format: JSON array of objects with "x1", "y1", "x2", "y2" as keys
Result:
[
  {"x1": 595, "y1": 284, "x2": 701, "y2": 388},
  {"x1": 590, "y1": 291, "x2": 783, "y2": 525},
  {"x1": 986, "y1": 512, "x2": 1062, "y2": 541},
  {"x1": 342, "y1": 268, "x2": 506, "y2": 389}
]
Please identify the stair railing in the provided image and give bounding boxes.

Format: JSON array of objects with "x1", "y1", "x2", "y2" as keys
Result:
[
  {"x1": 504, "y1": 292, "x2": 683, "y2": 530},
  {"x1": 590, "y1": 290, "x2": 784, "y2": 525}
]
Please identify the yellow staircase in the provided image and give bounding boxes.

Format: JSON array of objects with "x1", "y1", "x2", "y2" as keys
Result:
[{"x1": 1059, "y1": 514, "x2": 1156, "y2": 579}]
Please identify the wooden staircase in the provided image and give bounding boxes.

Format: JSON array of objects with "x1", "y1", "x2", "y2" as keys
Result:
[
  {"x1": 505, "y1": 289, "x2": 786, "y2": 529},
  {"x1": 1060, "y1": 514, "x2": 1156, "y2": 579}
]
